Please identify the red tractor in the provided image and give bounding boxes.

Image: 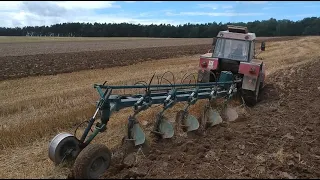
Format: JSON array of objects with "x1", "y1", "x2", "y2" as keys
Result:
[{"x1": 197, "y1": 25, "x2": 266, "y2": 106}]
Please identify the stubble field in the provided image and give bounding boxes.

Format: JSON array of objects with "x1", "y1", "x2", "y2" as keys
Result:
[{"x1": 0, "y1": 36, "x2": 319, "y2": 179}]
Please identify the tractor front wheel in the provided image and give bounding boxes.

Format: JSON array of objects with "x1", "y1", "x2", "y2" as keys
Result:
[{"x1": 73, "y1": 143, "x2": 112, "y2": 179}]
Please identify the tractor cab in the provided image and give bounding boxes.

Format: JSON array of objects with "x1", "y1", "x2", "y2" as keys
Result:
[
  {"x1": 213, "y1": 25, "x2": 256, "y2": 63},
  {"x1": 198, "y1": 25, "x2": 265, "y2": 83}
]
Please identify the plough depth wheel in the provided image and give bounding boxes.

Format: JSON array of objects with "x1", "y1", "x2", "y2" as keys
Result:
[
  {"x1": 48, "y1": 132, "x2": 81, "y2": 165},
  {"x1": 73, "y1": 143, "x2": 112, "y2": 179}
]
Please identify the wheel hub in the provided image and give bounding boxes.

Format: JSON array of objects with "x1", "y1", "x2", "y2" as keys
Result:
[{"x1": 90, "y1": 157, "x2": 106, "y2": 172}]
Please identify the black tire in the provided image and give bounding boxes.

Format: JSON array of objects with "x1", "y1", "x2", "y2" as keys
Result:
[
  {"x1": 73, "y1": 144, "x2": 112, "y2": 179},
  {"x1": 242, "y1": 80, "x2": 264, "y2": 107},
  {"x1": 242, "y1": 70, "x2": 264, "y2": 107},
  {"x1": 242, "y1": 89, "x2": 258, "y2": 107}
]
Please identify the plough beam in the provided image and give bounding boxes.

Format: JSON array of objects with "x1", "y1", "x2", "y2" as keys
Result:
[
  {"x1": 77, "y1": 78, "x2": 239, "y2": 146},
  {"x1": 48, "y1": 71, "x2": 241, "y2": 180},
  {"x1": 94, "y1": 80, "x2": 239, "y2": 89}
]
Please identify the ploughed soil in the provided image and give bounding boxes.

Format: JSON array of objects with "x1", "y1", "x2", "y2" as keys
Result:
[
  {"x1": 0, "y1": 36, "x2": 298, "y2": 81},
  {"x1": 100, "y1": 58, "x2": 320, "y2": 179},
  {"x1": 0, "y1": 44, "x2": 210, "y2": 81}
]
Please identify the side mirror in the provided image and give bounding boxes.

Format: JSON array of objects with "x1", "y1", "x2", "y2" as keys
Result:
[{"x1": 261, "y1": 42, "x2": 265, "y2": 51}]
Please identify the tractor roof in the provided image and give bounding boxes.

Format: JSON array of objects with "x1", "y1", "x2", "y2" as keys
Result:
[{"x1": 217, "y1": 25, "x2": 256, "y2": 41}]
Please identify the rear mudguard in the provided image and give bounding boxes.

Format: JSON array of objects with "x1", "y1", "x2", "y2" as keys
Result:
[
  {"x1": 239, "y1": 62, "x2": 264, "y2": 91},
  {"x1": 242, "y1": 75, "x2": 259, "y2": 91}
]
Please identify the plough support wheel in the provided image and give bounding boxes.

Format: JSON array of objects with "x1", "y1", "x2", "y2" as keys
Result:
[
  {"x1": 48, "y1": 132, "x2": 81, "y2": 165},
  {"x1": 73, "y1": 143, "x2": 112, "y2": 179}
]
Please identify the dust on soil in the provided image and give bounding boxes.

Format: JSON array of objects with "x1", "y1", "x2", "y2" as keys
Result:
[{"x1": 100, "y1": 59, "x2": 320, "y2": 179}]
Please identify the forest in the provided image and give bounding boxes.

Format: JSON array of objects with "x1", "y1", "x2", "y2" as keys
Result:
[{"x1": 1, "y1": 17, "x2": 320, "y2": 38}]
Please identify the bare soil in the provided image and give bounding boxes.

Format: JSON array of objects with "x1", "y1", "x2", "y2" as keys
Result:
[
  {"x1": 0, "y1": 36, "x2": 294, "y2": 57},
  {"x1": 0, "y1": 36, "x2": 299, "y2": 81},
  {"x1": 102, "y1": 58, "x2": 320, "y2": 179},
  {"x1": 0, "y1": 44, "x2": 210, "y2": 81}
]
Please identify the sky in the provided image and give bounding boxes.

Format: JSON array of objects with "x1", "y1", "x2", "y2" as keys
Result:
[{"x1": 0, "y1": 1, "x2": 320, "y2": 28}]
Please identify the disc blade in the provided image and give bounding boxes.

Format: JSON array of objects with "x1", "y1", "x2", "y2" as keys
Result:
[
  {"x1": 132, "y1": 123, "x2": 146, "y2": 146},
  {"x1": 222, "y1": 107, "x2": 238, "y2": 122},
  {"x1": 185, "y1": 114, "x2": 199, "y2": 132},
  {"x1": 208, "y1": 108, "x2": 223, "y2": 126},
  {"x1": 159, "y1": 118, "x2": 174, "y2": 139}
]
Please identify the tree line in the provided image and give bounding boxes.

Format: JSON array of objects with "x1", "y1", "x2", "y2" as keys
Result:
[{"x1": 1, "y1": 17, "x2": 320, "y2": 38}]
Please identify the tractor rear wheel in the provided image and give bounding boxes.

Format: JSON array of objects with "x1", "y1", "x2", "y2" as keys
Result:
[
  {"x1": 241, "y1": 70, "x2": 265, "y2": 107},
  {"x1": 73, "y1": 143, "x2": 111, "y2": 179},
  {"x1": 242, "y1": 89, "x2": 258, "y2": 107},
  {"x1": 242, "y1": 80, "x2": 263, "y2": 107}
]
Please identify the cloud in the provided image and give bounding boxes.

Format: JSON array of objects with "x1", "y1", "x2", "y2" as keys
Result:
[
  {"x1": 138, "y1": 10, "x2": 172, "y2": 18},
  {"x1": 0, "y1": 1, "x2": 182, "y2": 27},
  {"x1": 21, "y1": 1, "x2": 68, "y2": 17},
  {"x1": 54, "y1": 1, "x2": 119, "y2": 10},
  {"x1": 262, "y1": 6, "x2": 281, "y2": 10},
  {"x1": 287, "y1": 2, "x2": 307, "y2": 5},
  {"x1": 197, "y1": 3, "x2": 233, "y2": 10},
  {"x1": 0, "y1": 1, "x2": 21, "y2": 11},
  {"x1": 166, "y1": 11, "x2": 264, "y2": 17},
  {"x1": 222, "y1": 5, "x2": 233, "y2": 9},
  {"x1": 124, "y1": 1, "x2": 136, "y2": 3},
  {"x1": 285, "y1": 14, "x2": 317, "y2": 18},
  {"x1": 197, "y1": 3, "x2": 219, "y2": 10},
  {"x1": 236, "y1": 1, "x2": 268, "y2": 4}
]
